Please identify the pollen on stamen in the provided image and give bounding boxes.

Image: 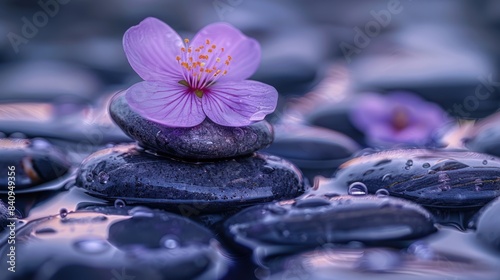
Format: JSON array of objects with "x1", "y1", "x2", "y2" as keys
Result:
[
  {"x1": 176, "y1": 56, "x2": 181, "y2": 61},
  {"x1": 205, "y1": 39, "x2": 210, "y2": 45}
]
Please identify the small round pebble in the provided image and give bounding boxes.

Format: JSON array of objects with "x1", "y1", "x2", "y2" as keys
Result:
[{"x1": 109, "y1": 91, "x2": 274, "y2": 160}]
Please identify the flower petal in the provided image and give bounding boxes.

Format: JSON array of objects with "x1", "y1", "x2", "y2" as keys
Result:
[
  {"x1": 125, "y1": 81, "x2": 205, "y2": 127},
  {"x1": 202, "y1": 80, "x2": 277, "y2": 127},
  {"x1": 123, "y1": 17, "x2": 183, "y2": 81},
  {"x1": 190, "y1": 23, "x2": 260, "y2": 81}
]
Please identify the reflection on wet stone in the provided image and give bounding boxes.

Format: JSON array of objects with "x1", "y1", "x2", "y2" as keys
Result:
[
  {"x1": 0, "y1": 209, "x2": 228, "y2": 280},
  {"x1": 224, "y1": 195, "x2": 436, "y2": 255},
  {"x1": 0, "y1": 138, "x2": 71, "y2": 191},
  {"x1": 76, "y1": 144, "x2": 304, "y2": 212},
  {"x1": 329, "y1": 149, "x2": 500, "y2": 208}
]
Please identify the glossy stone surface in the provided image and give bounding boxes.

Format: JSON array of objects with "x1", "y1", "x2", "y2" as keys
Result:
[
  {"x1": 0, "y1": 138, "x2": 71, "y2": 192},
  {"x1": 262, "y1": 124, "x2": 360, "y2": 182},
  {"x1": 465, "y1": 113, "x2": 500, "y2": 157},
  {"x1": 76, "y1": 144, "x2": 305, "y2": 212},
  {"x1": 109, "y1": 91, "x2": 274, "y2": 160},
  {"x1": 0, "y1": 200, "x2": 8, "y2": 231},
  {"x1": 224, "y1": 195, "x2": 436, "y2": 252},
  {"x1": 475, "y1": 197, "x2": 500, "y2": 251},
  {"x1": 329, "y1": 149, "x2": 500, "y2": 208},
  {"x1": 267, "y1": 244, "x2": 497, "y2": 280},
  {"x1": 0, "y1": 208, "x2": 228, "y2": 280}
]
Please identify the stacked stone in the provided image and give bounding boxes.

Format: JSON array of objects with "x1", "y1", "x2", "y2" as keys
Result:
[{"x1": 75, "y1": 91, "x2": 305, "y2": 213}]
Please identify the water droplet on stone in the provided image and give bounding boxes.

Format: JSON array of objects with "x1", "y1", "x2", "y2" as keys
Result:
[
  {"x1": 422, "y1": 163, "x2": 430, "y2": 168},
  {"x1": 348, "y1": 182, "x2": 368, "y2": 196},
  {"x1": 128, "y1": 206, "x2": 154, "y2": 218},
  {"x1": 357, "y1": 249, "x2": 401, "y2": 272},
  {"x1": 59, "y1": 208, "x2": 68, "y2": 218},
  {"x1": 363, "y1": 169, "x2": 375, "y2": 176},
  {"x1": 437, "y1": 171, "x2": 451, "y2": 191},
  {"x1": 264, "y1": 205, "x2": 287, "y2": 215},
  {"x1": 482, "y1": 160, "x2": 488, "y2": 165},
  {"x1": 85, "y1": 173, "x2": 94, "y2": 182},
  {"x1": 98, "y1": 171, "x2": 109, "y2": 184},
  {"x1": 160, "y1": 235, "x2": 179, "y2": 249},
  {"x1": 408, "y1": 241, "x2": 434, "y2": 260},
  {"x1": 31, "y1": 138, "x2": 51, "y2": 149},
  {"x1": 474, "y1": 178, "x2": 483, "y2": 191},
  {"x1": 375, "y1": 189, "x2": 390, "y2": 197},
  {"x1": 34, "y1": 227, "x2": 57, "y2": 235},
  {"x1": 406, "y1": 160, "x2": 413, "y2": 166},
  {"x1": 261, "y1": 165, "x2": 275, "y2": 174},
  {"x1": 281, "y1": 230, "x2": 290, "y2": 237},
  {"x1": 114, "y1": 199, "x2": 125, "y2": 208},
  {"x1": 382, "y1": 174, "x2": 393, "y2": 181},
  {"x1": 73, "y1": 239, "x2": 110, "y2": 254}
]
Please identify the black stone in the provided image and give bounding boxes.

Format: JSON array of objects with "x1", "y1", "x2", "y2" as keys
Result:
[
  {"x1": 475, "y1": 197, "x2": 500, "y2": 251},
  {"x1": 302, "y1": 96, "x2": 366, "y2": 145},
  {"x1": 0, "y1": 200, "x2": 8, "y2": 231},
  {"x1": 328, "y1": 149, "x2": 500, "y2": 208},
  {"x1": 0, "y1": 138, "x2": 71, "y2": 192},
  {"x1": 465, "y1": 113, "x2": 500, "y2": 157},
  {"x1": 0, "y1": 208, "x2": 228, "y2": 280},
  {"x1": 262, "y1": 124, "x2": 360, "y2": 182},
  {"x1": 109, "y1": 91, "x2": 274, "y2": 160},
  {"x1": 76, "y1": 144, "x2": 305, "y2": 212},
  {"x1": 224, "y1": 195, "x2": 436, "y2": 252}
]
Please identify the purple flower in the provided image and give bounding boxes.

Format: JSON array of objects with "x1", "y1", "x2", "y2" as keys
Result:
[
  {"x1": 350, "y1": 92, "x2": 449, "y2": 145},
  {"x1": 122, "y1": 18, "x2": 278, "y2": 127}
]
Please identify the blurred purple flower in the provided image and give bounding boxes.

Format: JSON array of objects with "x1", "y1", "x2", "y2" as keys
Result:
[
  {"x1": 123, "y1": 17, "x2": 278, "y2": 127},
  {"x1": 350, "y1": 92, "x2": 450, "y2": 145}
]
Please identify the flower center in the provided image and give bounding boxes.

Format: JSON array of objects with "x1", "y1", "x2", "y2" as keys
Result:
[
  {"x1": 176, "y1": 38, "x2": 232, "y2": 96},
  {"x1": 391, "y1": 106, "x2": 410, "y2": 131}
]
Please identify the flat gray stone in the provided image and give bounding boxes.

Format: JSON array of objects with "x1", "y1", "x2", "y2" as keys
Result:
[{"x1": 109, "y1": 91, "x2": 274, "y2": 160}]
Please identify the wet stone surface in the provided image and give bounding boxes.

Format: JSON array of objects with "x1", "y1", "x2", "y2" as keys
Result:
[
  {"x1": 262, "y1": 124, "x2": 360, "y2": 182},
  {"x1": 0, "y1": 200, "x2": 8, "y2": 231},
  {"x1": 329, "y1": 149, "x2": 500, "y2": 208},
  {"x1": 76, "y1": 144, "x2": 305, "y2": 212},
  {"x1": 109, "y1": 91, "x2": 274, "y2": 160},
  {"x1": 465, "y1": 113, "x2": 500, "y2": 158},
  {"x1": 0, "y1": 207, "x2": 228, "y2": 280},
  {"x1": 224, "y1": 195, "x2": 436, "y2": 254},
  {"x1": 0, "y1": 138, "x2": 71, "y2": 192},
  {"x1": 267, "y1": 244, "x2": 497, "y2": 280},
  {"x1": 474, "y1": 197, "x2": 500, "y2": 251}
]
